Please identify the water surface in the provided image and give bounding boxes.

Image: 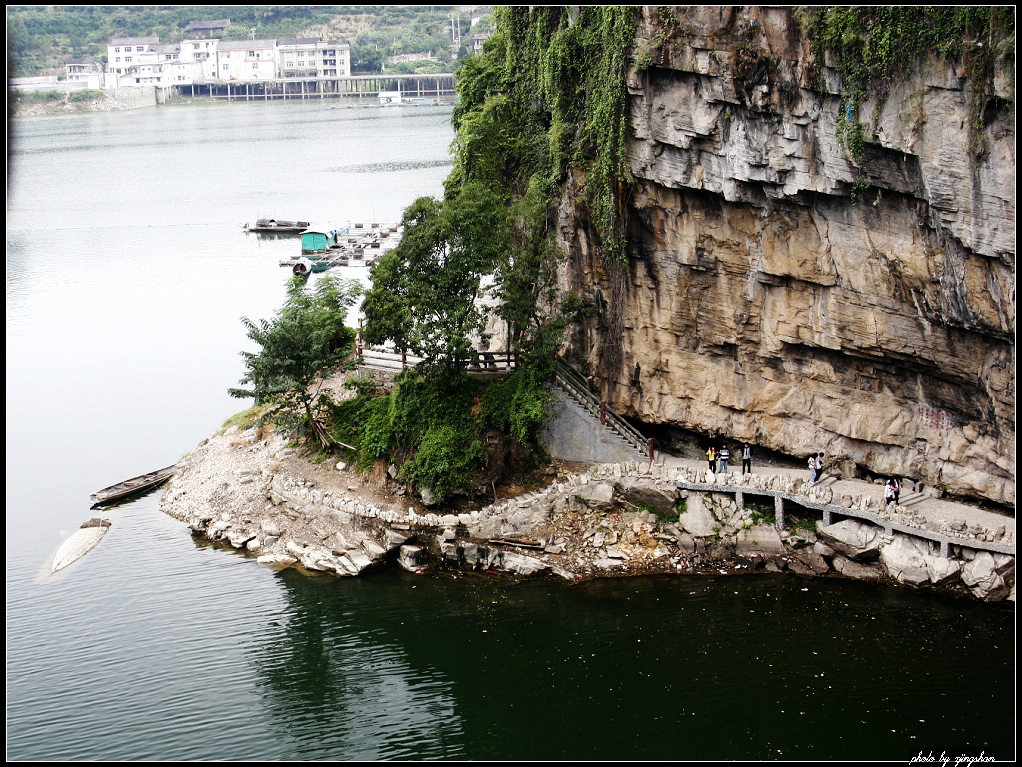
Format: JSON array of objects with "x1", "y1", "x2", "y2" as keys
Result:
[{"x1": 6, "y1": 99, "x2": 1015, "y2": 762}]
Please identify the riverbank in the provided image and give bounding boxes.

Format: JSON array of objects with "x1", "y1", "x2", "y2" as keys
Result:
[
  {"x1": 10, "y1": 89, "x2": 155, "y2": 118},
  {"x1": 160, "y1": 419, "x2": 1015, "y2": 603}
]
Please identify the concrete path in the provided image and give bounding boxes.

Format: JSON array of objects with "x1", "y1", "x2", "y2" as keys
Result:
[{"x1": 654, "y1": 453, "x2": 1014, "y2": 546}]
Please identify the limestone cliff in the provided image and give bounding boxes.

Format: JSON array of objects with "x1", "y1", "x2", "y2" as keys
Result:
[{"x1": 553, "y1": 7, "x2": 1015, "y2": 505}]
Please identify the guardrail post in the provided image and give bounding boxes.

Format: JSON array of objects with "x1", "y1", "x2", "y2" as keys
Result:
[{"x1": 774, "y1": 495, "x2": 785, "y2": 531}]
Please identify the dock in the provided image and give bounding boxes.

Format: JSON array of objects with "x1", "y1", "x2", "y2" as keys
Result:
[{"x1": 279, "y1": 222, "x2": 401, "y2": 272}]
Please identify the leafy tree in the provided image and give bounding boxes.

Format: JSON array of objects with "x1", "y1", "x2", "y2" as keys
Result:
[
  {"x1": 361, "y1": 182, "x2": 510, "y2": 374},
  {"x1": 229, "y1": 275, "x2": 360, "y2": 448}
]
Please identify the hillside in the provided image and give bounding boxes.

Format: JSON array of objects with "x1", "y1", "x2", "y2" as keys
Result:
[{"x1": 6, "y1": 5, "x2": 493, "y2": 76}]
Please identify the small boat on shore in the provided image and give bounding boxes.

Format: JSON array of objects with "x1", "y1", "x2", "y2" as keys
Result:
[
  {"x1": 51, "y1": 518, "x2": 111, "y2": 573},
  {"x1": 244, "y1": 218, "x2": 311, "y2": 234},
  {"x1": 91, "y1": 465, "x2": 177, "y2": 505}
]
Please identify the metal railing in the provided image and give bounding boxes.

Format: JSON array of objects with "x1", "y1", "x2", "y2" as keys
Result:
[
  {"x1": 553, "y1": 358, "x2": 652, "y2": 460},
  {"x1": 357, "y1": 346, "x2": 516, "y2": 375}
]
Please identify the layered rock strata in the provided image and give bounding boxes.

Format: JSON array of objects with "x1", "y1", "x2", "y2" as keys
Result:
[{"x1": 553, "y1": 6, "x2": 1014, "y2": 505}]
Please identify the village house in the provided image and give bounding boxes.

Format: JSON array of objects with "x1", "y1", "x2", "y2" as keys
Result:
[
  {"x1": 103, "y1": 34, "x2": 351, "y2": 88},
  {"x1": 184, "y1": 19, "x2": 231, "y2": 38},
  {"x1": 277, "y1": 38, "x2": 351, "y2": 79},
  {"x1": 64, "y1": 59, "x2": 104, "y2": 88}
]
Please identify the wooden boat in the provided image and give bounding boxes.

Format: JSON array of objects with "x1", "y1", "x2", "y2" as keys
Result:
[
  {"x1": 244, "y1": 218, "x2": 311, "y2": 234},
  {"x1": 292, "y1": 257, "x2": 315, "y2": 277},
  {"x1": 91, "y1": 465, "x2": 177, "y2": 505},
  {"x1": 51, "y1": 519, "x2": 111, "y2": 573}
]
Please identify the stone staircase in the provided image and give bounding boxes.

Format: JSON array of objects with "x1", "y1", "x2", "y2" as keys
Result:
[{"x1": 553, "y1": 358, "x2": 651, "y2": 461}]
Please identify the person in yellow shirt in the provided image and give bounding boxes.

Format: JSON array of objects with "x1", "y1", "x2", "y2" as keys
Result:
[{"x1": 706, "y1": 446, "x2": 716, "y2": 473}]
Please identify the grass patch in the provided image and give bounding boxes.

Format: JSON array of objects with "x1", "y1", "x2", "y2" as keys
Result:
[
  {"x1": 787, "y1": 516, "x2": 819, "y2": 535},
  {"x1": 222, "y1": 403, "x2": 275, "y2": 431}
]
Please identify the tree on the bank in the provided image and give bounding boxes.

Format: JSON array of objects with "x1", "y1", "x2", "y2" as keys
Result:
[
  {"x1": 229, "y1": 275, "x2": 361, "y2": 447},
  {"x1": 361, "y1": 182, "x2": 511, "y2": 373}
]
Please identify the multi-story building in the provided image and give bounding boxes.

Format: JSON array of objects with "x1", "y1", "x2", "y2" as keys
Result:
[
  {"x1": 278, "y1": 39, "x2": 351, "y2": 79},
  {"x1": 106, "y1": 36, "x2": 160, "y2": 80},
  {"x1": 214, "y1": 39, "x2": 279, "y2": 81},
  {"x1": 103, "y1": 35, "x2": 350, "y2": 87},
  {"x1": 180, "y1": 38, "x2": 219, "y2": 80},
  {"x1": 65, "y1": 59, "x2": 104, "y2": 88}
]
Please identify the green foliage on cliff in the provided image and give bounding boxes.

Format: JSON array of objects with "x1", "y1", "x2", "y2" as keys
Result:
[
  {"x1": 796, "y1": 6, "x2": 1015, "y2": 160},
  {"x1": 325, "y1": 366, "x2": 553, "y2": 505},
  {"x1": 347, "y1": 8, "x2": 639, "y2": 500},
  {"x1": 451, "y1": 6, "x2": 636, "y2": 261},
  {"x1": 361, "y1": 183, "x2": 511, "y2": 373}
]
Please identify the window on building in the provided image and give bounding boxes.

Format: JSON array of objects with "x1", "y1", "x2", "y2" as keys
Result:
[
  {"x1": 252, "y1": 62, "x2": 258, "y2": 69},
  {"x1": 248, "y1": 50, "x2": 255, "y2": 57},
  {"x1": 223, "y1": 63, "x2": 229, "y2": 71},
  {"x1": 115, "y1": 57, "x2": 121, "y2": 62},
  {"x1": 125, "y1": 56, "x2": 132, "y2": 62},
  {"x1": 136, "y1": 46, "x2": 144, "y2": 52},
  {"x1": 114, "y1": 47, "x2": 120, "y2": 53}
]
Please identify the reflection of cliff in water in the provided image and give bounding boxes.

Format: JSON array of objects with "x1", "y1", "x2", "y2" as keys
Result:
[
  {"x1": 252, "y1": 569, "x2": 464, "y2": 760},
  {"x1": 250, "y1": 568, "x2": 1015, "y2": 761}
]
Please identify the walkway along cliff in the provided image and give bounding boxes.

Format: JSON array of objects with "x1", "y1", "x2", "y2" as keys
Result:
[
  {"x1": 545, "y1": 7, "x2": 1014, "y2": 507},
  {"x1": 160, "y1": 370, "x2": 1015, "y2": 604}
]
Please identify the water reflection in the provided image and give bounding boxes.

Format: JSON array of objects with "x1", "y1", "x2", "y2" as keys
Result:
[
  {"x1": 253, "y1": 569, "x2": 1015, "y2": 761},
  {"x1": 257, "y1": 570, "x2": 465, "y2": 760}
]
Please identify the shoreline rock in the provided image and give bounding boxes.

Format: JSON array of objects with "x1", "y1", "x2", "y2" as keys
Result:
[{"x1": 161, "y1": 426, "x2": 1015, "y2": 603}]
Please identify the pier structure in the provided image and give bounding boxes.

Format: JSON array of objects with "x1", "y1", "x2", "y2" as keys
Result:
[{"x1": 178, "y1": 73, "x2": 455, "y2": 102}]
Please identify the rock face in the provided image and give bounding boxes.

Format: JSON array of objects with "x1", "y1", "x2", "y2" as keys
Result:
[{"x1": 553, "y1": 7, "x2": 1014, "y2": 505}]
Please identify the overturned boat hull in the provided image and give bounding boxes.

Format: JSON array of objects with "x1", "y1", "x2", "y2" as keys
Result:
[{"x1": 51, "y1": 520, "x2": 110, "y2": 573}]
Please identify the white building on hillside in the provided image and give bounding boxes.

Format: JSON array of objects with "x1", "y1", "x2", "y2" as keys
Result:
[
  {"x1": 180, "y1": 38, "x2": 219, "y2": 80},
  {"x1": 65, "y1": 59, "x2": 104, "y2": 88},
  {"x1": 102, "y1": 35, "x2": 351, "y2": 87},
  {"x1": 278, "y1": 38, "x2": 351, "y2": 78},
  {"x1": 215, "y1": 39, "x2": 279, "y2": 81},
  {"x1": 105, "y1": 36, "x2": 160, "y2": 83}
]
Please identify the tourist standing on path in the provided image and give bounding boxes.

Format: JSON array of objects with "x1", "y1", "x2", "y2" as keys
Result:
[
  {"x1": 707, "y1": 446, "x2": 716, "y2": 473},
  {"x1": 742, "y1": 443, "x2": 752, "y2": 474},
  {"x1": 884, "y1": 479, "x2": 896, "y2": 505},
  {"x1": 808, "y1": 454, "x2": 817, "y2": 483},
  {"x1": 814, "y1": 452, "x2": 824, "y2": 483},
  {"x1": 892, "y1": 477, "x2": 901, "y2": 505},
  {"x1": 719, "y1": 445, "x2": 731, "y2": 474}
]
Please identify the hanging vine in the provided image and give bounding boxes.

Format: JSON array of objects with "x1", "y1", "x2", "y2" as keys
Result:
[{"x1": 451, "y1": 6, "x2": 637, "y2": 261}]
